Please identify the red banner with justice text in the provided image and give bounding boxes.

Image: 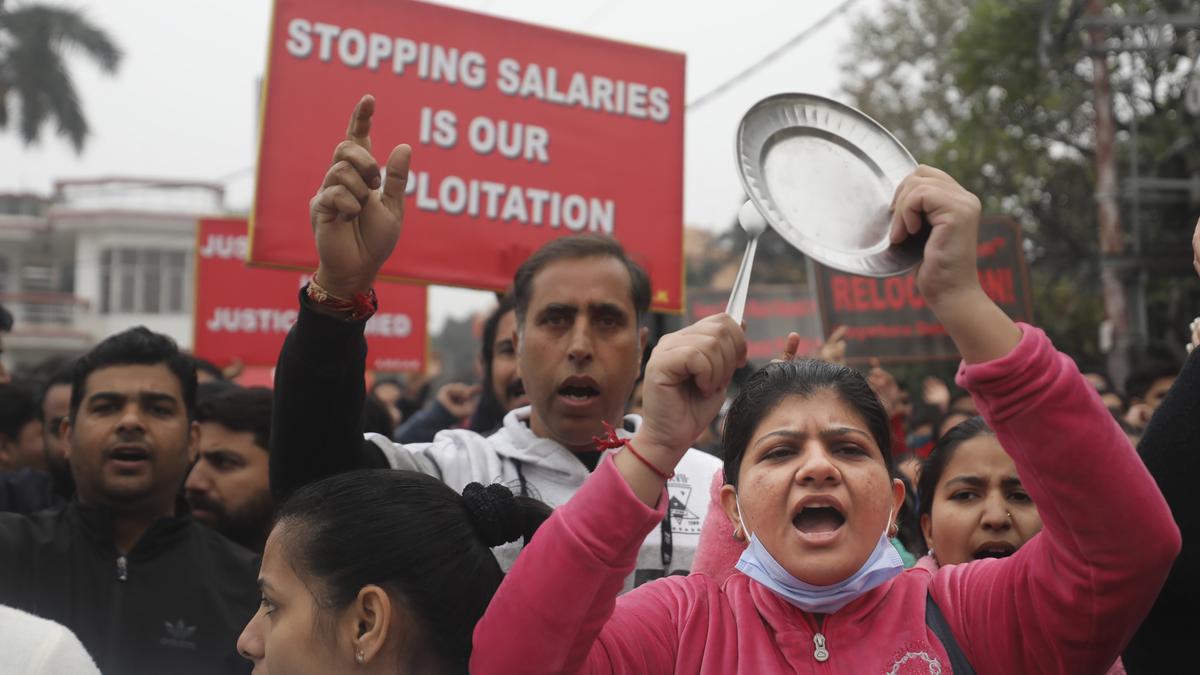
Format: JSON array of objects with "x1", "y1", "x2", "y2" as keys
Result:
[
  {"x1": 194, "y1": 218, "x2": 427, "y2": 372},
  {"x1": 812, "y1": 216, "x2": 1033, "y2": 363},
  {"x1": 250, "y1": 0, "x2": 686, "y2": 311}
]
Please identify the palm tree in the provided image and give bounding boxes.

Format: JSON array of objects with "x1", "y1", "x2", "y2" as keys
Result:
[{"x1": 0, "y1": 0, "x2": 121, "y2": 153}]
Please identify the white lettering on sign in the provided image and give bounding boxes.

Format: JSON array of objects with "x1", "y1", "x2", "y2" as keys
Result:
[
  {"x1": 205, "y1": 307, "x2": 412, "y2": 340},
  {"x1": 419, "y1": 108, "x2": 458, "y2": 148},
  {"x1": 285, "y1": 18, "x2": 486, "y2": 87},
  {"x1": 364, "y1": 313, "x2": 414, "y2": 338},
  {"x1": 205, "y1": 307, "x2": 298, "y2": 334},
  {"x1": 282, "y1": 18, "x2": 672, "y2": 123},
  {"x1": 466, "y1": 116, "x2": 549, "y2": 163},
  {"x1": 405, "y1": 172, "x2": 614, "y2": 234},
  {"x1": 495, "y1": 59, "x2": 670, "y2": 122},
  {"x1": 199, "y1": 234, "x2": 249, "y2": 260}
]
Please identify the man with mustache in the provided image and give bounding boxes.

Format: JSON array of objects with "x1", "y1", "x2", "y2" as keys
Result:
[
  {"x1": 394, "y1": 296, "x2": 528, "y2": 442},
  {"x1": 38, "y1": 363, "x2": 76, "y2": 502},
  {"x1": 185, "y1": 385, "x2": 274, "y2": 553},
  {"x1": 0, "y1": 327, "x2": 258, "y2": 674},
  {"x1": 272, "y1": 96, "x2": 721, "y2": 586}
]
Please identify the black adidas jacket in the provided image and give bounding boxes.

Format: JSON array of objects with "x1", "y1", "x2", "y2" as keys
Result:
[{"x1": 0, "y1": 501, "x2": 258, "y2": 674}]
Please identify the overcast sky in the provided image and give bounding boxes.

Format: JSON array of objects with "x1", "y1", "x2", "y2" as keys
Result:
[{"x1": 0, "y1": 0, "x2": 877, "y2": 329}]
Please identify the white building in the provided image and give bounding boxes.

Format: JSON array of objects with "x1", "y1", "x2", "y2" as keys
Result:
[{"x1": 0, "y1": 178, "x2": 229, "y2": 373}]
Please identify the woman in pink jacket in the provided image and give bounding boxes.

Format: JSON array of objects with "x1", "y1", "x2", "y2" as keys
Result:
[
  {"x1": 471, "y1": 167, "x2": 1180, "y2": 675},
  {"x1": 915, "y1": 417, "x2": 1126, "y2": 674}
]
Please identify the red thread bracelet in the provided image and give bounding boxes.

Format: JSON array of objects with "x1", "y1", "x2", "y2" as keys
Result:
[
  {"x1": 306, "y1": 278, "x2": 378, "y2": 321},
  {"x1": 593, "y1": 421, "x2": 674, "y2": 481}
]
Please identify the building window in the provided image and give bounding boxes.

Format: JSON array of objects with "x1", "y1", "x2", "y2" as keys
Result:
[{"x1": 99, "y1": 248, "x2": 190, "y2": 315}]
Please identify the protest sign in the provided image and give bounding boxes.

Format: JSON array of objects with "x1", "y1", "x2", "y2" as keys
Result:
[
  {"x1": 688, "y1": 285, "x2": 823, "y2": 363},
  {"x1": 812, "y1": 216, "x2": 1033, "y2": 363},
  {"x1": 251, "y1": 0, "x2": 686, "y2": 310},
  {"x1": 194, "y1": 218, "x2": 427, "y2": 372}
]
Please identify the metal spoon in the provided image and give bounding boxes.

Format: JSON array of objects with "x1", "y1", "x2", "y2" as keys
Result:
[{"x1": 725, "y1": 201, "x2": 768, "y2": 323}]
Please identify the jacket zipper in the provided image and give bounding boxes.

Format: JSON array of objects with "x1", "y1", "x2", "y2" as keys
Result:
[
  {"x1": 106, "y1": 553, "x2": 128, "y2": 672},
  {"x1": 812, "y1": 614, "x2": 830, "y2": 663},
  {"x1": 812, "y1": 633, "x2": 830, "y2": 663}
]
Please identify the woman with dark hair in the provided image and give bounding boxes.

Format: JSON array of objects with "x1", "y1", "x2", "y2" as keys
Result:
[
  {"x1": 472, "y1": 167, "x2": 1178, "y2": 673},
  {"x1": 916, "y1": 417, "x2": 1126, "y2": 673},
  {"x1": 915, "y1": 417, "x2": 1041, "y2": 566},
  {"x1": 237, "y1": 470, "x2": 550, "y2": 674}
]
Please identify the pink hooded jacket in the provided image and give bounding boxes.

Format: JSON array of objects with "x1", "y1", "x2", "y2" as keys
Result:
[{"x1": 472, "y1": 326, "x2": 1179, "y2": 674}]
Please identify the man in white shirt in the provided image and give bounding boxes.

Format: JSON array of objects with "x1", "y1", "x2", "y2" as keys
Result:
[{"x1": 270, "y1": 95, "x2": 720, "y2": 587}]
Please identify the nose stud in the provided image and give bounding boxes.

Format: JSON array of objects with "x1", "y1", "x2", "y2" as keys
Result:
[{"x1": 1006, "y1": 511, "x2": 1012, "y2": 522}]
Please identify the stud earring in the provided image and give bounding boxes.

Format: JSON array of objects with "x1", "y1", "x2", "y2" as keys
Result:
[{"x1": 355, "y1": 650, "x2": 365, "y2": 665}]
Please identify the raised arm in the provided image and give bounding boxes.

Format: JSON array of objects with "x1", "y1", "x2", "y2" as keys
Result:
[
  {"x1": 471, "y1": 315, "x2": 746, "y2": 674},
  {"x1": 888, "y1": 166, "x2": 1022, "y2": 364},
  {"x1": 269, "y1": 296, "x2": 388, "y2": 502},
  {"x1": 269, "y1": 95, "x2": 413, "y2": 502},
  {"x1": 890, "y1": 167, "x2": 1180, "y2": 674}
]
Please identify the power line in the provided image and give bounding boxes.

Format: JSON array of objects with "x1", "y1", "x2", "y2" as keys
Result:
[{"x1": 687, "y1": 0, "x2": 863, "y2": 111}]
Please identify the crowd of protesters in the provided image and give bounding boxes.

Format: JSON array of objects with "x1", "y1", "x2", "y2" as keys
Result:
[{"x1": 0, "y1": 93, "x2": 1190, "y2": 674}]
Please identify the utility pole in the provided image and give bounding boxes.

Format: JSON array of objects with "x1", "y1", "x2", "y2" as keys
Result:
[{"x1": 1086, "y1": 0, "x2": 1131, "y2": 391}]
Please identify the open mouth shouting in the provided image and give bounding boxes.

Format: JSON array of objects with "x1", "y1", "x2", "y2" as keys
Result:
[
  {"x1": 971, "y1": 541, "x2": 1018, "y2": 560},
  {"x1": 106, "y1": 444, "x2": 151, "y2": 472},
  {"x1": 791, "y1": 495, "x2": 847, "y2": 546},
  {"x1": 557, "y1": 375, "x2": 601, "y2": 410}
]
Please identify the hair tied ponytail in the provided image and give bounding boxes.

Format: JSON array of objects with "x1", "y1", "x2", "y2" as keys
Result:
[{"x1": 463, "y1": 482, "x2": 525, "y2": 548}]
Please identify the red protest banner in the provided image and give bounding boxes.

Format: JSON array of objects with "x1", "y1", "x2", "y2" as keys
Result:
[
  {"x1": 194, "y1": 218, "x2": 427, "y2": 372},
  {"x1": 812, "y1": 216, "x2": 1033, "y2": 363},
  {"x1": 688, "y1": 285, "x2": 823, "y2": 363},
  {"x1": 250, "y1": 0, "x2": 686, "y2": 311}
]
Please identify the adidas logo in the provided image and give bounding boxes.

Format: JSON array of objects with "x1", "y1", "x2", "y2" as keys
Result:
[{"x1": 160, "y1": 619, "x2": 197, "y2": 650}]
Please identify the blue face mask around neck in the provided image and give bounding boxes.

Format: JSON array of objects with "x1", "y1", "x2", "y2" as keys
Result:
[{"x1": 733, "y1": 496, "x2": 903, "y2": 615}]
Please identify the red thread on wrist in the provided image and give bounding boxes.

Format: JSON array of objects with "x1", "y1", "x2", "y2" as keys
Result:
[
  {"x1": 593, "y1": 421, "x2": 674, "y2": 481},
  {"x1": 306, "y1": 278, "x2": 378, "y2": 321}
]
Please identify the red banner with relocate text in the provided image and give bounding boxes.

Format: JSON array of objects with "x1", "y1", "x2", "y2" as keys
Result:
[
  {"x1": 250, "y1": 0, "x2": 686, "y2": 311},
  {"x1": 812, "y1": 215, "x2": 1034, "y2": 363},
  {"x1": 194, "y1": 218, "x2": 427, "y2": 372}
]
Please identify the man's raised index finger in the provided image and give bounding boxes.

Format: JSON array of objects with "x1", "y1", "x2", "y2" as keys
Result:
[{"x1": 346, "y1": 94, "x2": 375, "y2": 151}]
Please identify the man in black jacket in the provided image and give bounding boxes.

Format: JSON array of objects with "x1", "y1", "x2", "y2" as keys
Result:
[
  {"x1": 0, "y1": 327, "x2": 258, "y2": 674},
  {"x1": 1121, "y1": 219, "x2": 1200, "y2": 673}
]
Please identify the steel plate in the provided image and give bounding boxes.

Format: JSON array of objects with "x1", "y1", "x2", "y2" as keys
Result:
[{"x1": 736, "y1": 93, "x2": 922, "y2": 277}]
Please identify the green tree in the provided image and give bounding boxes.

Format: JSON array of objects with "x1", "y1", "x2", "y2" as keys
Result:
[
  {"x1": 841, "y1": 0, "x2": 1200, "y2": 371},
  {"x1": 0, "y1": 0, "x2": 121, "y2": 152}
]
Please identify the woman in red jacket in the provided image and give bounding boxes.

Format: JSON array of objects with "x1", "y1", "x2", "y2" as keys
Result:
[
  {"x1": 471, "y1": 167, "x2": 1179, "y2": 674},
  {"x1": 916, "y1": 417, "x2": 1128, "y2": 674}
]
